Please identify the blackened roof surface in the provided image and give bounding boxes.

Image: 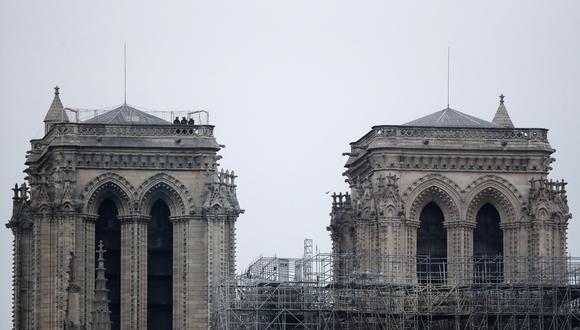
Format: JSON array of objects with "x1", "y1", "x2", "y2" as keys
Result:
[
  {"x1": 83, "y1": 104, "x2": 170, "y2": 125},
  {"x1": 404, "y1": 107, "x2": 502, "y2": 128}
]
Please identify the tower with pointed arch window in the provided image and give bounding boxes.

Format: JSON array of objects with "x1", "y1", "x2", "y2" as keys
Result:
[
  {"x1": 8, "y1": 87, "x2": 242, "y2": 329},
  {"x1": 329, "y1": 96, "x2": 571, "y2": 283}
]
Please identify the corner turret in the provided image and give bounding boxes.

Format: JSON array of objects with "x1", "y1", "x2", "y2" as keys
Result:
[
  {"x1": 492, "y1": 94, "x2": 515, "y2": 128},
  {"x1": 43, "y1": 86, "x2": 69, "y2": 134}
]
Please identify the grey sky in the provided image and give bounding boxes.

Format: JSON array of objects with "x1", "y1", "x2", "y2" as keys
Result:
[{"x1": 1, "y1": 1, "x2": 579, "y2": 327}]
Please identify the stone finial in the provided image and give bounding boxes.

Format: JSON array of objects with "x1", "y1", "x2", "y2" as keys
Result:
[
  {"x1": 97, "y1": 240, "x2": 106, "y2": 263},
  {"x1": 492, "y1": 93, "x2": 514, "y2": 128},
  {"x1": 12, "y1": 184, "x2": 19, "y2": 200},
  {"x1": 44, "y1": 85, "x2": 69, "y2": 133},
  {"x1": 93, "y1": 240, "x2": 111, "y2": 330}
]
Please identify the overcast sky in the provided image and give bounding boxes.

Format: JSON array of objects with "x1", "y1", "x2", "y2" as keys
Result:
[{"x1": 1, "y1": 1, "x2": 579, "y2": 326}]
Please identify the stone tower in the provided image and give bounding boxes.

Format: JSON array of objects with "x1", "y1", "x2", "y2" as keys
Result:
[
  {"x1": 328, "y1": 96, "x2": 571, "y2": 283},
  {"x1": 7, "y1": 87, "x2": 242, "y2": 329}
]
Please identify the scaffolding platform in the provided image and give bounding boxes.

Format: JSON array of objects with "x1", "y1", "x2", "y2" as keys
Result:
[{"x1": 214, "y1": 254, "x2": 580, "y2": 329}]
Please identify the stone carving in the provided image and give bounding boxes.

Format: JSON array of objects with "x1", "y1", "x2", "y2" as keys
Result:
[
  {"x1": 82, "y1": 172, "x2": 136, "y2": 215},
  {"x1": 374, "y1": 126, "x2": 549, "y2": 142},
  {"x1": 136, "y1": 173, "x2": 192, "y2": 216},
  {"x1": 7, "y1": 183, "x2": 33, "y2": 230},
  {"x1": 376, "y1": 173, "x2": 402, "y2": 218},
  {"x1": 465, "y1": 187, "x2": 516, "y2": 224},
  {"x1": 203, "y1": 169, "x2": 242, "y2": 215},
  {"x1": 77, "y1": 124, "x2": 214, "y2": 138},
  {"x1": 404, "y1": 174, "x2": 462, "y2": 222},
  {"x1": 72, "y1": 152, "x2": 214, "y2": 170},
  {"x1": 353, "y1": 178, "x2": 377, "y2": 220},
  {"x1": 528, "y1": 178, "x2": 571, "y2": 222},
  {"x1": 328, "y1": 192, "x2": 354, "y2": 254},
  {"x1": 464, "y1": 175, "x2": 524, "y2": 224}
]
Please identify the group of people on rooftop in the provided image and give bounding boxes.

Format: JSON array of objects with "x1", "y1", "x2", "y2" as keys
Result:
[{"x1": 173, "y1": 116, "x2": 195, "y2": 125}]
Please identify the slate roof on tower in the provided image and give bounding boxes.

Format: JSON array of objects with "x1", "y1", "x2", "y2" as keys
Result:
[
  {"x1": 403, "y1": 107, "x2": 502, "y2": 128},
  {"x1": 83, "y1": 103, "x2": 170, "y2": 125}
]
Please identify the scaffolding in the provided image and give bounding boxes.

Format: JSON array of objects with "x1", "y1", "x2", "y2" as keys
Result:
[
  {"x1": 214, "y1": 254, "x2": 580, "y2": 329},
  {"x1": 62, "y1": 105, "x2": 210, "y2": 124}
]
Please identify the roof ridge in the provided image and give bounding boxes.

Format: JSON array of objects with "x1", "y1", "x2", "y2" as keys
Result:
[
  {"x1": 435, "y1": 108, "x2": 448, "y2": 123},
  {"x1": 403, "y1": 107, "x2": 501, "y2": 128},
  {"x1": 83, "y1": 103, "x2": 170, "y2": 125},
  {"x1": 452, "y1": 108, "x2": 487, "y2": 125}
]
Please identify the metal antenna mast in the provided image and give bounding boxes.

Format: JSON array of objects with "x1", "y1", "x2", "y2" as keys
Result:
[
  {"x1": 124, "y1": 43, "x2": 127, "y2": 104},
  {"x1": 447, "y1": 47, "x2": 450, "y2": 108}
]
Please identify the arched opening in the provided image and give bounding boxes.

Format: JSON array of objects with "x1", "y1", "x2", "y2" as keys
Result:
[
  {"x1": 95, "y1": 198, "x2": 121, "y2": 330},
  {"x1": 147, "y1": 199, "x2": 173, "y2": 330},
  {"x1": 417, "y1": 202, "x2": 447, "y2": 284},
  {"x1": 474, "y1": 203, "x2": 503, "y2": 283}
]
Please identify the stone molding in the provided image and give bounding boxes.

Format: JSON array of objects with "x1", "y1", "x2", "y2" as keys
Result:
[
  {"x1": 136, "y1": 173, "x2": 192, "y2": 216},
  {"x1": 72, "y1": 152, "x2": 216, "y2": 171},
  {"x1": 373, "y1": 126, "x2": 548, "y2": 142},
  {"x1": 82, "y1": 172, "x2": 136, "y2": 216},
  {"x1": 77, "y1": 124, "x2": 214, "y2": 138},
  {"x1": 404, "y1": 174, "x2": 462, "y2": 223}
]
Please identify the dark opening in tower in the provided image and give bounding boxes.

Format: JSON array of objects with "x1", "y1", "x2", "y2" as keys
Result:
[
  {"x1": 416, "y1": 202, "x2": 447, "y2": 284},
  {"x1": 147, "y1": 200, "x2": 173, "y2": 330},
  {"x1": 474, "y1": 203, "x2": 503, "y2": 283},
  {"x1": 95, "y1": 199, "x2": 121, "y2": 330}
]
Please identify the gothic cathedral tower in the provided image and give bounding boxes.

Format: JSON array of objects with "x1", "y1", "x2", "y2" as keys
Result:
[
  {"x1": 8, "y1": 87, "x2": 242, "y2": 329},
  {"x1": 329, "y1": 97, "x2": 571, "y2": 284}
]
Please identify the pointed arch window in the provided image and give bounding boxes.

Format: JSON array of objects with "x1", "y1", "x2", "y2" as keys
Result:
[
  {"x1": 416, "y1": 202, "x2": 447, "y2": 284},
  {"x1": 147, "y1": 199, "x2": 173, "y2": 330},
  {"x1": 95, "y1": 199, "x2": 121, "y2": 330},
  {"x1": 474, "y1": 203, "x2": 503, "y2": 283}
]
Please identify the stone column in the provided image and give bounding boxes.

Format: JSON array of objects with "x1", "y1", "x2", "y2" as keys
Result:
[
  {"x1": 378, "y1": 220, "x2": 388, "y2": 277},
  {"x1": 501, "y1": 223, "x2": 518, "y2": 283},
  {"x1": 119, "y1": 215, "x2": 148, "y2": 330},
  {"x1": 80, "y1": 214, "x2": 98, "y2": 329},
  {"x1": 226, "y1": 219, "x2": 237, "y2": 280},
  {"x1": 37, "y1": 211, "x2": 59, "y2": 329},
  {"x1": 58, "y1": 212, "x2": 77, "y2": 327},
  {"x1": 405, "y1": 221, "x2": 419, "y2": 284},
  {"x1": 207, "y1": 215, "x2": 224, "y2": 323},
  {"x1": 11, "y1": 221, "x2": 35, "y2": 330},
  {"x1": 446, "y1": 222, "x2": 474, "y2": 286},
  {"x1": 172, "y1": 215, "x2": 208, "y2": 329}
]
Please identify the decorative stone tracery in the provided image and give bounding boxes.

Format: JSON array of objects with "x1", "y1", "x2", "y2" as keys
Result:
[
  {"x1": 136, "y1": 173, "x2": 192, "y2": 216},
  {"x1": 404, "y1": 174, "x2": 462, "y2": 223},
  {"x1": 464, "y1": 175, "x2": 523, "y2": 224},
  {"x1": 82, "y1": 172, "x2": 136, "y2": 216}
]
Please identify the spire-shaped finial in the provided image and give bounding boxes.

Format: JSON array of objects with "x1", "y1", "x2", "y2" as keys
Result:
[
  {"x1": 93, "y1": 240, "x2": 112, "y2": 330},
  {"x1": 97, "y1": 240, "x2": 106, "y2": 263},
  {"x1": 492, "y1": 93, "x2": 514, "y2": 128},
  {"x1": 44, "y1": 85, "x2": 69, "y2": 133}
]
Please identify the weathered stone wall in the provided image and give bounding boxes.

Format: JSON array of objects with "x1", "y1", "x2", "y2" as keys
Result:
[
  {"x1": 9, "y1": 120, "x2": 242, "y2": 329},
  {"x1": 329, "y1": 125, "x2": 571, "y2": 283}
]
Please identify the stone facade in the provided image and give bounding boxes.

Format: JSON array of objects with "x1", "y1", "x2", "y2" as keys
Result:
[
  {"x1": 328, "y1": 100, "x2": 571, "y2": 283},
  {"x1": 7, "y1": 88, "x2": 242, "y2": 329}
]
